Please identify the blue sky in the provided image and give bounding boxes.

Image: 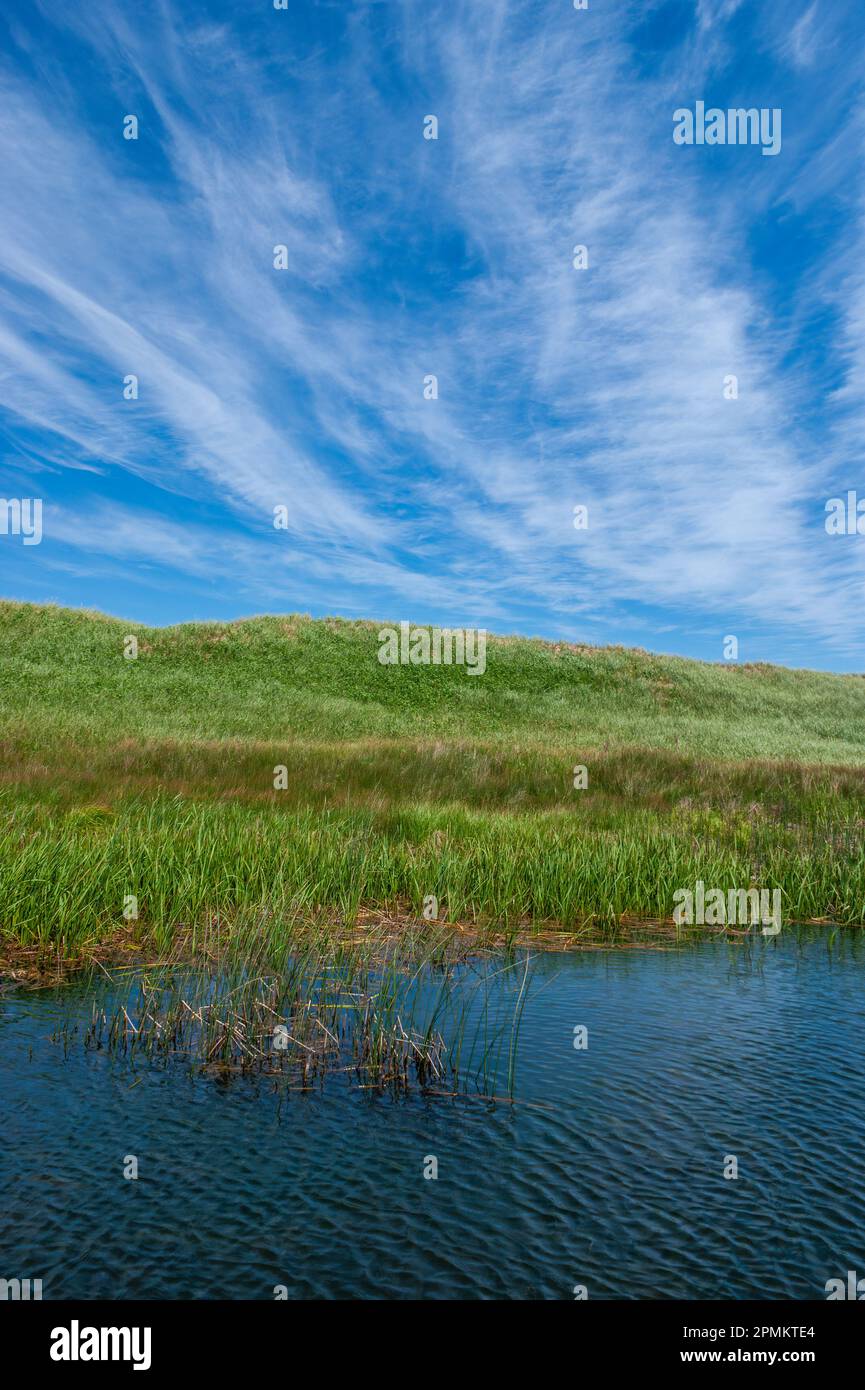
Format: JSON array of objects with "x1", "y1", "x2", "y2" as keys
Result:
[{"x1": 1, "y1": 0, "x2": 864, "y2": 669}]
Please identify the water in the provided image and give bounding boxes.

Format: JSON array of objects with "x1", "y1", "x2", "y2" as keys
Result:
[{"x1": 2, "y1": 931, "x2": 864, "y2": 1299}]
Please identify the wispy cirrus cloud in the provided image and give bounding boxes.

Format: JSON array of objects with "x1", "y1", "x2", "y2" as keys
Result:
[{"x1": 1, "y1": 0, "x2": 864, "y2": 665}]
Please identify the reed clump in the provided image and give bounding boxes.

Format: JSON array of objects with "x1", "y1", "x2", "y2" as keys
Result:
[{"x1": 52, "y1": 923, "x2": 533, "y2": 1097}]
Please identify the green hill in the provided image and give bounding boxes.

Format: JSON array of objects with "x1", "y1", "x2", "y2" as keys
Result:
[
  {"x1": 2, "y1": 600, "x2": 864, "y2": 761},
  {"x1": 1, "y1": 601, "x2": 864, "y2": 964}
]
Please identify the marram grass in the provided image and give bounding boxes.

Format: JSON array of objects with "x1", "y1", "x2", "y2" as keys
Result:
[{"x1": 1, "y1": 600, "x2": 864, "y2": 966}]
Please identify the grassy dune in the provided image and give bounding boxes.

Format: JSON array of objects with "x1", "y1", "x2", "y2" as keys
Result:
[{"x1": 1, "y1": 600, "x2": 864, "y2": 962}]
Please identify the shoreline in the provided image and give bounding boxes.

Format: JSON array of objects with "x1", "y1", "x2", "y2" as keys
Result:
[{"x1": 0, "y1": 908, "x2": 852, "y2": 989}]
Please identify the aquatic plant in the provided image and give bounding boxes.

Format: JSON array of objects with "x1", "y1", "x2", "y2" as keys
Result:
[{"x1": 53, "y1": 925, "x2": 535, "y2": 1098}]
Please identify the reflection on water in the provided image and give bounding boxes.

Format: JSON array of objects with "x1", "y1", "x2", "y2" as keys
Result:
[{"x1": 1, "y1": 930, "x2": 864, "y2": 1299}]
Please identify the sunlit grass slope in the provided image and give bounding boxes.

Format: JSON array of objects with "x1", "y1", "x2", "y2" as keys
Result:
[
  {"x1": 2, "y1": 600, "x2": 864, "y2": 760},
  {"x1": 1, "y1": 600, "x2": 864, "y2": 956}
]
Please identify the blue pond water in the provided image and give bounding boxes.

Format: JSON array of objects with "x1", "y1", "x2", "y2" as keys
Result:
[{"x1": 2, "y1": 931, "x2": 864, "y2": 1299}]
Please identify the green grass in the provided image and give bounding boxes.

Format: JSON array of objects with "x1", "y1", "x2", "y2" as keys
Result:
[
  {"x1": 3, "y1": 600, "x2": 865, "y2": 759},
  {"x1": 1, "y1": 599, "x2": 864, "y2": 962}
]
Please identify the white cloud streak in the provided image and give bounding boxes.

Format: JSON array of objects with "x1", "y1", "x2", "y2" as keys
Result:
[{"x1": 1, "y1": 0, "x2": 863, "y2": 659}]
